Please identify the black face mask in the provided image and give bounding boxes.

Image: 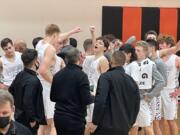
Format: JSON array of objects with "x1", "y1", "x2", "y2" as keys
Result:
[{"x1": 0, "y1": 116, "x2": 10, "y2": 128}]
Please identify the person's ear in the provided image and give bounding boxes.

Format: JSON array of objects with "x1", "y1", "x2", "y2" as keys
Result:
[
  {"x1": 52, "y1": 34, "x2": 56, "y2": 39},
  {"x1": 12, "y1": 105, "x2": 15, "y2": 113},
  {"x1": 104, "y1": 46, "x2": 107, "y2": 52},
  {"x1": 128, "y1": 53, "x2": 132, "y2": 58}
]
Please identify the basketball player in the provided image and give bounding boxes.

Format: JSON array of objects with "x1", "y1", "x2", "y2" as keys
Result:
[
  {"x1": 0, "y1": 38, "x2": 23, "y2": 90},
  {"x1": 36, "y1": 24, "x2": 80, "y2": 135},
  {"x1": 130, "y1": 41, "x2": 165, "y2": 135},
  {"x1": 158, "y1": 34, "x2": 180, "y2": 135},
  {"x1": 146, "y1": 39, "x2": 167, "y2": 135},
  {"x1": 83, "y1": 26, "x2": 109, "y2": 135}
]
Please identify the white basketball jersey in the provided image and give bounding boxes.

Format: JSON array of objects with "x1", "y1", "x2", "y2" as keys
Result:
[
  {"x1": 82, "y1": 55, "x2": 94, "y2": 81},
  {"x1": 124, "y1": 61, "x2": 139, "y2": 82},
  {"x1": 164, "y1": 54, "x2": 179, "y2": 89},
  {"x1": 1, "y1": 52, "x2": 23, "y2": 86},
  {"x1": 138, "y1": 58, "x2": 154, "y2": 90},
  {"x1": 83, "y1": 55, "x2": 105, "y2": 90},
  {"x1": 36, "y1": 40, "x2": 62, "y2": 83}
]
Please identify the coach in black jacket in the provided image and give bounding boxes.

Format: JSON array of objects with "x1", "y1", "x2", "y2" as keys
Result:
[
  {"x1": 50, "y1": 47, "x2": 93, "y2": 135},
  {"x1": 90, "y1": 51, "x2": 140, "y2": 135},
  {"x1": 9, "y1": 49, "x2": 46, "y2": 135}
]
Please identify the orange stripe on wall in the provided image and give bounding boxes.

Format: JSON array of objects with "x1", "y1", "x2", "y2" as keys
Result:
[
  {"x1": 122, "y1": 7, "x2": 142, "y2": 43},
  {"x1": 160, "y1": 8, "x2": 178, "y2": 41}
]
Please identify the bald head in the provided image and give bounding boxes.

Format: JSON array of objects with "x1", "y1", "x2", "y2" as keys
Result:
[{"x1": 14, "y1": 39, "x2": 27, "y2": 53}]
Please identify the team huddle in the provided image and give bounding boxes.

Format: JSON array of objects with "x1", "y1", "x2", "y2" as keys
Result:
[{"x1": 0, "y1": 24, "x2": 180, "y2": 135}]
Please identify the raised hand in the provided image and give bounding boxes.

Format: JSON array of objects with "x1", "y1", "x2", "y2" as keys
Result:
[
  {"x1": 71, "y1": 27, "x2": 81, "y2": 34},
  {"x1": 89, "y1": 26, "x2": 95, "y2": 33}
]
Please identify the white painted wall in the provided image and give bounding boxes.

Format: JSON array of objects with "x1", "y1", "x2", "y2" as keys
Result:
[{"x1": 0, "y1": 0, "x2": 179, "y2": 53}]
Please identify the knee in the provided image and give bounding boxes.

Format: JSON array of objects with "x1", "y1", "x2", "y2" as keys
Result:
[
  {"x1": 153, "y1": 121, "x2": 159, "y2": 126},
  {"x1": 144, "y1": 126, "x2": 153, "y2": 132},
  {"x1": 167, "y1": 120, "x2": 176, "y2": 126}
]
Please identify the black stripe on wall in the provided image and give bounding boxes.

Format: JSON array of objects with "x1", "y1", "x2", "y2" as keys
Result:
[
  {"x1": 102, "y1": 6, "x2": 123, "y2": 39},
  {"x1": 177, "y1": 8, "x2": 180, "y2": 41},
  {"x1": 141, "y1": 7, "x2": 160, "y2": 40}
]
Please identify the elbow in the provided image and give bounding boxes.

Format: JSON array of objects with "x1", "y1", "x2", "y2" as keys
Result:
[
  {"x1": 157, "y1": 79, "x2": 166, "y2": 89},
  {"x1": 159, "y1": 82, "x2": 165, "y2": 90}
]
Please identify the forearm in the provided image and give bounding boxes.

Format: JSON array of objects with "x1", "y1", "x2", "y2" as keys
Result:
[
  {"x1": 59, "y1": 27, "x2": 81, "y2": 42},
  {"x1": 89, "y1": 26, "x2": 96, "y2": 47},
  {"x1": 59, "y1": 32, "x2": 72, "y2": 42},
  {"x1": 91, "y1": 32, "x2": 96, "y2": 47},
  {"x1": 159, "y1": 46, "x2": 176, "y2": 57},
  {"x1": 146, "y1": 66, "x2": 165, "y2": 99},
  {"x1": 24, "y1": 107, "x2": 36, "y2": 122},
  {"x1": 40, "y1": 71, "x2": 53, "y2": 84},
  {"x1": 92, "y1": 102, "x2": 106, "y2": 125},
  {"x1": 92, "y1": 75, "x2": 109, "y2": 125},
  {"x1": 23, "y1": 86, "x2": 36, "y2": 121},
  {"x1": 50, "y1": 78, "x2": 57, "y2": 102},
  {"x1": 146, "y1": 82, "x2": 164, "y2": 99}
]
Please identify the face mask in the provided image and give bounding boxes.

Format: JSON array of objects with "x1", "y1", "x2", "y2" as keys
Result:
[{"x1": 0, "y1": 116, "x2": 10, "y2": 128}]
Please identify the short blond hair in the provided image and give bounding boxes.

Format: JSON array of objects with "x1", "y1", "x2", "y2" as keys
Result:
[
  {"x1": 45, "y1": 24, "x2": 60, "y2": 36},
  {"x1": 136, "y1": 41, "x2": 148, "y2": 52},
  {"x1": 136, "y1": 41, "x2": 149, "y2": 57}
]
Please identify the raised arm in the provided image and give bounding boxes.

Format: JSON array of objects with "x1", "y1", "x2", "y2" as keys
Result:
[
  {"x1": 89, "y1": 26, "x2": 96, "y2": 47},
  {"x1": 159, "y1": 40, "x2": 180, "y2": 57},
  {"x1": 59, "y1": 27, "x2": 81, "y2": 42}
]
